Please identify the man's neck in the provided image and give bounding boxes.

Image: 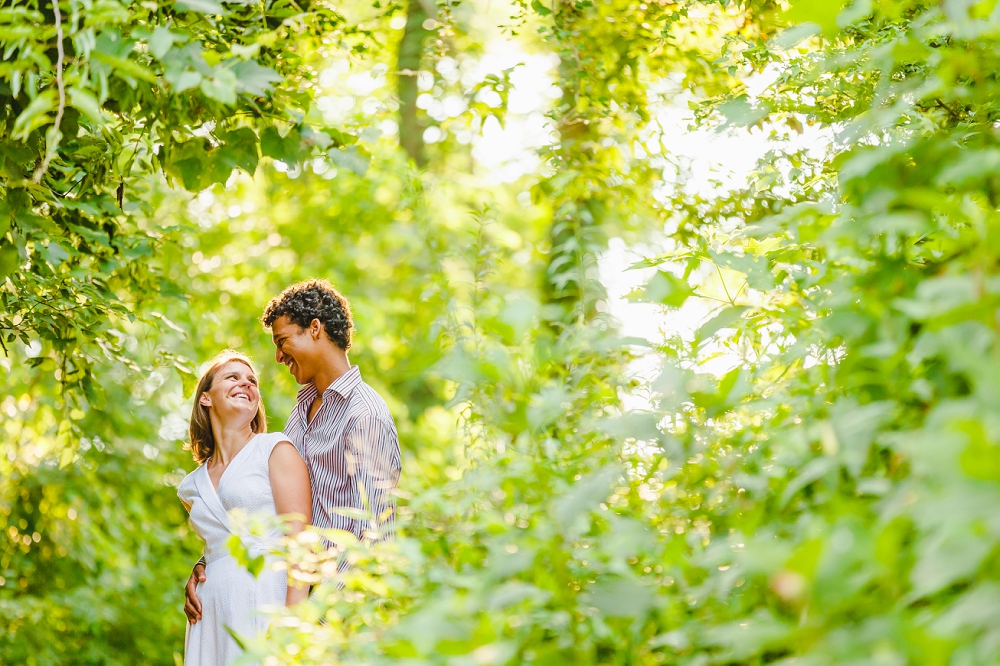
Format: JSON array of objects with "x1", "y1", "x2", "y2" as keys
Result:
[{"x1": 310, "y1": 349, "x2": 351, "y2": 395}]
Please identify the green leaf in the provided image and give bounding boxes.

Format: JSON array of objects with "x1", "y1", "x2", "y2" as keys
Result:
[
  {"x1": 911, "y1": 525, "x2": 993, "y2": 598},
  {"x1": 223, "y1": 625, "x2": 249, "y2": 650},
  {"x1": 719, "y1": 95, "x2": 769, "y2": 128},
  {"x1": 0, "y1": 199, "x2": 10, "y2": 238},
  {"x1": 38, "y1": 241, "x2": 70, "y2": 267},
  {"x1": 91, "y1": 51, "x2": 157, "y2": 84},
  {"x1": 12, "y1": 91, "x2": 54, "y2": 139},
  {"x1": 829, "y1": 400, "x2": 891, "y2": 476},
  {"x1": 227, "y1": 534, "x2": 265, "y2": 577},
  {"x1": 531, "y1": 0, "x2": 552, "y2": 15},
  {"x1": 781, "y1": 457, "x2": 837, "y2": 506},
  {"x1": 641, "y1": 270, "x2": 695, "y2": 307},
  {"x1": 82, "y1": 373, "x2": 107, "y2": 411},
  {"x1": 231, "y1": 60, "x2": 283, "y2": 97},
  {"x1": 959, "y1": 421, "x2": 1000, "y2": 481},
  {"x1": 165, "y1": 69, "x2": 203, "y2": 92},
  {"x1": 783, "y1": 0, "x2": 844, "y2": 36},
  {"x1": 837, "y1": 0, "x2": 872, "y2": 27},
  {"x1": 174, "y1": 0, "x2": 226, "y2": 13},
  {"x1": 215, "y1": 127, "x2": 259, "y2": 176},
  {"x1": 595, "y1": 411, "x2": 662, "y2": 442},
  {"x1": 149, "y1": 27, "x2": 182, "y2": 59},
  {"x1": 259, "y1": 126, "x2": 285, "y2": 159},
  {"x1": 67, "y1": 87, "x2": 108, "y2": 125},
  {"x1": 260, "y1": 125, "x2": 303, "y2": 165},
  {"x1": 696, "y1": 306, "x2": 749, "y2": 344},
  {"x1": 584, "y1": 576, "x2": 654, "y2": 618},
  {"x1": 0, "y1": 242, "x2": 20, "y2": 278},
  {"x1": 527, "y1": 384, "x2": 572, "y2": 430},
  {"x1": 301, "y1": 126, "x2": 333, "y2": 149},
  {"x1": 552, "y1": 467, "x2": 618, "y2": 528},
  {"x1": 329, "y1": 145, "x2": 369, "y2": 176},
  {"x1": 175, "y1": 360, "x2": 198, "y2": 398},
  {"x1": 200, "y1": 68, "x2": 238, "y2": 104},
  {"x1": 163, "y1": 139, "x2": 212, "y2": 191},
  {"x1": 935, "y1": 149, "x2": 1000, "y2": 186},
  {"x1": 231, "y1": 43, "x2": 261, "y2": 59},
  {"x1": 711, "y1": 250, "x2": 774, "y2": 291}
]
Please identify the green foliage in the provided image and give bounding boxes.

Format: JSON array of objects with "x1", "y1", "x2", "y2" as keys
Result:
[
  {"x1": 1, "y1": 349, "x2": 198, "y2": 664},
  {"x1": 1, "y1": 1, "x2": 368, "y2": 661},
  {"x1": 253, "y1": 0, "x2": 1000, "y2": 664},
  {"x1": 7, "y1": 0, "x2": 1000, "y2": 663},
  {"x1": 0, "y1": 0, "x2": 360, "y2": 411}
]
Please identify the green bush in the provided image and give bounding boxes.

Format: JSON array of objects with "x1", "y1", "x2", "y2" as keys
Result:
[{"x1": 4, "y1": 0, "x2": 1000, "y2": 664}]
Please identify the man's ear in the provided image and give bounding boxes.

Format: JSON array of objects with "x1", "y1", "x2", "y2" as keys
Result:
[{"x1": 309, "y1": 318, "x2": 323, "y2": 339}]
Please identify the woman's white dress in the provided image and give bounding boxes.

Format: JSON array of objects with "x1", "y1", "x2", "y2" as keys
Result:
[{"x1": 178, "y1": 432, "x2": 291, "y2": 666}]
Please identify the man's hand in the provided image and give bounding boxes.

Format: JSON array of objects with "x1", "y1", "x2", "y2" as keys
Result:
[{"x1": 184, "y1": 563, "x2": 206, "y2": 624}]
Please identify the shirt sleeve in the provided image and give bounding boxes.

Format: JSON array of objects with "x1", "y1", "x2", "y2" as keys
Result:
[{"x1": 343, "y1": 414, "x2": 401, "y2": 542}]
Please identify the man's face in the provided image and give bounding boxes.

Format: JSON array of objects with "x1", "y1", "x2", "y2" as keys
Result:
[{"x1": 270, "y1": 315, "x2": 319, "y2": 385}]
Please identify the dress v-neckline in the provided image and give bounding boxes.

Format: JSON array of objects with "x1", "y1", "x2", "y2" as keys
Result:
[{"x1": 207, "y1": 433, "x2": 259, "y2": 496}]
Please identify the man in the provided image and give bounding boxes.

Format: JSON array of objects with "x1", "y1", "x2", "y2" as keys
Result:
[{"x1": 184, "y1": 279, "x2": 401, "y2": 624}]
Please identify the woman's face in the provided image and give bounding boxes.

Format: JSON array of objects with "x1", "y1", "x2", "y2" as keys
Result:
[{"x1": 199, "y1": 360, "x2": 261, "y2": 423}]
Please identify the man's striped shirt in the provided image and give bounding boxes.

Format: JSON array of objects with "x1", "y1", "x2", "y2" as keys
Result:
[{"x1": 283, "y1": 365, "x2": 401, "y2": 543}]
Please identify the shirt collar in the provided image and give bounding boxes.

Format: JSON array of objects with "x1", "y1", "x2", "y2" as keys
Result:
[{"x1": 295, "y1": 365, "x2": 362, "y2": 406}]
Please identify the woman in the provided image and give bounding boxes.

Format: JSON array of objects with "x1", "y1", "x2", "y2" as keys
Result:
[{"x1": 177, "y1": 350, "x2": 312, "y2": 665}]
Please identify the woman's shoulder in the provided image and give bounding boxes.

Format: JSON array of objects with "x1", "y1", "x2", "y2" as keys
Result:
[
  {"x1": 256, "y1": 430, "x2": 293, "y2": 445},
  {"x1": 254, "y1": 431, "x2": 295, "y2": 456},
  {"x1": 177, "y1": 464, "x2": 203, "y2": 500},
  {"x1": 258, "y1": 430, "x2": 291, "y2": 441}
]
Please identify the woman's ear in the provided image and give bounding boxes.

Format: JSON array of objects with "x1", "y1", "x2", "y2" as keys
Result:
[{"x1": 199, "y1": 393, "x2": 212, "y2": 408}]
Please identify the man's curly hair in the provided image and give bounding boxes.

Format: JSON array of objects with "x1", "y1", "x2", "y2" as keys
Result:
[{"x1": 261, "y1": 279, "x2": 354, "y2": 351}]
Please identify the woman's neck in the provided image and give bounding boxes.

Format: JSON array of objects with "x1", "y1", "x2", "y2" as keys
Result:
[{"x1": 211, "y1": 423, "x2": 256, "y2": 466}]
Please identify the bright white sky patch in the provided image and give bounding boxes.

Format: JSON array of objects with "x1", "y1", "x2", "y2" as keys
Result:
[
  {"x1": 461, "y1": 37, "x2": 836, "y2": 381},
  {"x1": 469, "y1": 46, "x2": 561, "y2": 183},
  {"x1": 309, "y1": 34, "x2": 833, "y2": 385}
]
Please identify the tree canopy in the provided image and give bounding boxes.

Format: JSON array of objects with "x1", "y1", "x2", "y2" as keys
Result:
[{"x1": 4, "y1": 0, "x2": 1000, "y2": 663}]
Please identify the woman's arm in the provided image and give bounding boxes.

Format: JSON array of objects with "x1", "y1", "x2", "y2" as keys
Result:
[{"x1": 269, "y1": 441, "x2": 312, "y2": 606}]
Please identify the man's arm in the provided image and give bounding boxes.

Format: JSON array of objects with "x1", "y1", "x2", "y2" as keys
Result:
[
  {"x1": 181, "y1": 499, "x2": 205, "y2": 624},
  {"x1": 184, "y1": 559, "x2": 206, "y2": 623},
  {"x1": 344, "y1": 415, "x2": 401, "y2": 541}
]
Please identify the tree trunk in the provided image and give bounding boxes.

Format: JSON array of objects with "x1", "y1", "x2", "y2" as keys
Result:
[
  {"x1": 542, "y1": 51, "x2": 606, "y2": 323},
  {"x1": 397, "y1": 0, "x2": 431, "y2": 167}
]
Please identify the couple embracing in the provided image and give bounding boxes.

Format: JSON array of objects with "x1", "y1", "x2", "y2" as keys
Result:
[{"x1": 177, "y1": 279, "x2": 401, "y2": 665}]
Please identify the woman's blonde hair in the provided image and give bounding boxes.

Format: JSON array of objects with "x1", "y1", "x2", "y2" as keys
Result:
[{"x1": 187, "y1": 350, "x2": 267, "y2": 464}]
